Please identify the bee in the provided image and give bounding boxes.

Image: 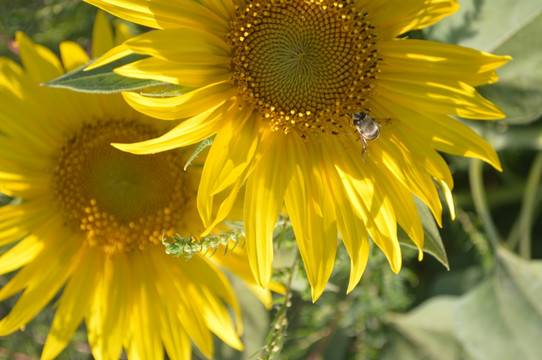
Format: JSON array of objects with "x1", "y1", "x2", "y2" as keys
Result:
[{"x1": 353, "y1": 112, "x2": 380, "y2": 154}]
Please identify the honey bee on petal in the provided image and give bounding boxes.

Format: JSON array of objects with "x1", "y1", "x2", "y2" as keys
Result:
[{"x1": 353, "y1": 112, "x2": 380, "y2": 154}]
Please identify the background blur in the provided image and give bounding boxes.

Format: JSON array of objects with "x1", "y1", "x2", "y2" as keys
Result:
[{"x1": 1, "y1": 0, "x2": 541, "y2": 359}]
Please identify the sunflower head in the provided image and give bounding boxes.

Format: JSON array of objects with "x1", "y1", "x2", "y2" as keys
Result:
[
  {"x1": 82, "y1": 0, "x2": 510, "y2": 300},
  {"x1": 228, "y1": 0, "x2": 380, "y2": 137},
  {"x1": 53, "y1": 119, "x2": 196, "y2": 253},
  {"x1": 0, "y1": 11, "x2": 277, "y2": 359}
]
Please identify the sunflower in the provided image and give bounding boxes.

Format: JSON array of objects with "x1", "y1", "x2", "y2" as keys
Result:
[
  {"x1": 82, "y1": 0, "x2": 510, "y2": 300},
  {"x1": 0, "y1": 12, "x2": 274, "y2": 359}
]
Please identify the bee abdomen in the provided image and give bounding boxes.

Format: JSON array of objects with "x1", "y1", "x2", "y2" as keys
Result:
[{"x1": 353, "y1": 112, "x2": 380, "y2": 140}]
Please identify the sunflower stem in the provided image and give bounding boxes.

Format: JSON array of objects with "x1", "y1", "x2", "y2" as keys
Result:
[
  {"x1": 507, "y1": 191, "x2": 542, "y2": 252},
  {"x1": 469, "y1": 159, "x2": 501, "y2": 249},
  {"x1": 253, "y1": 253, "x2": 298, "y2": 360},
  {"x1": 508, "y1": 153, "x2": 542, "y2": 259}
]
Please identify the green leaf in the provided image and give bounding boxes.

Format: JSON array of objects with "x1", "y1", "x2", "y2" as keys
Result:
[
  {"x1": 384, "y1": 296, "x2": 465, "y2": 360},
  {"x1": 455, "y1": 279, "x2": 522, "y2": 360},
  {"x1": 184, "y1": 135, "x2": 215, "y2": 170},
  {"x1": 426, "y1": 0, "x2": 542, "y2": 52},
  {"x1": 493, "y1": 247, "x2": 542, "y2": 357},
  {"x1": 398, "y1": 197, "x2": 449, "y2": 269},
  {"x1": 138, "y1": 84, "x2": 193, "y2": 97},
  {"x1": 479, "y1": 7, "x2": 542, "y2": 124},
  {"x1": 477, "y1": 83, "x2": 542, "y2": 125},
  {"x1": 426, "y1": 0, "x2": 542, "y2": 124},
  {"x1": 470, "y1": 124, "x2": 542, "y2": 152},
  {"x1": 381, "y1": 332, "x2": 429, "y2": 360},
  {"x1": 454, "y1": 247, "x2": 542, "y2": 360},
  {"x1": 43, "y1": 53, "x2": 167, "y2": 93},
  {"x1": 0, "y1": 193, "x2": 13, "y2": 206}
]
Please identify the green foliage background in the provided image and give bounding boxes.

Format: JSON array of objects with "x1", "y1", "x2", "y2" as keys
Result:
[{"x1": 0, "y1": 0, "x2": 541, "y2": 359}]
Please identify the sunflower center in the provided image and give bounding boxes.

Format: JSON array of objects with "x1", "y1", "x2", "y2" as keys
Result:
[
  {"x1": 53, "y1": 121, "x2": 194, "y2": 254},
  {"x1": 229, "y1": 0, "x2": 380, "y2": 136}
]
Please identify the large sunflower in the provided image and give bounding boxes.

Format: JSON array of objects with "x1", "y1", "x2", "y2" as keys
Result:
[
  {"x1": 83, "y1": 0, "x2": 510, "y2": 300},
  {"x1": 0, "y1": 13, "x2": 273, "y2": 359}
]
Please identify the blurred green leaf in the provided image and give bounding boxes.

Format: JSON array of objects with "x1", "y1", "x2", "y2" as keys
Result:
[
  {"x1": 44, "y1": 53, "x2": 166, "y2": 93},
  {"x1": 479, "y1": 8, "x2": 542, "y2": 124},
  {"x1": 478, "y1": 125, "x2": 542, "y2": 151},
  {"x1": 427, "y1": 0, "x2": 542, "y2": 124},
  {"x1": 455, "y1": 279, "x2": 529, "y2": 360},
  {"x1": 455, "y1": 279, "x2": 521, "y2": 360},
  {"x1": 426, "y1": 0, "x2": 542, "y2": 52},
  {"x1": 381, "y1": 332, "x2": 428, "y2": 360},
  {"x1": 455, "y1": 247, "x2": 542, "y2": 360},
  {"x1": 384, "y1": 296, "x2": 464, "y2": 360},
  {"x1": 493, "y1": 247, "x2": 542, "y2": 356},
  {"x1": 398, "y1": 197, "x2": 449, "y2": 269},
  {"x1": 321, "y1": 327, "x2": 350, "y2": 360}
]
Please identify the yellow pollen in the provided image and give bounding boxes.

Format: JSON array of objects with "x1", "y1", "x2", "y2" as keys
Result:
[
  {"x1": 229, "y1": 0, "x2": 381, "y2": 136},
  {"x1": 52, "y1": 121, "x2": 195, "y2": 254}
]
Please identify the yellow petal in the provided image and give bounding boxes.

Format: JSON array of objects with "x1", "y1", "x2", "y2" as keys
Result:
[
  {"x1": 327, "y1": 136, "x2": 402, "y2": 274},
  {"x1": 123, "y1": 27, "x2": 230, "y2": 60},
  {"x1": 320, "y1": 138, "x2": 370, "y2": 293},
  {"x1": 429, "y1": 117, "x2": 502, "y2": 171},
  {"x1": 92, "y1": 10, "x2": 115, "y2": 58},
  {"x1": 373, "y1": 134, "x2": 444, "y2": 227},
  {"x1": 83, "y1": 0, "x2": 229, "y2": 33},
  {"x1": 0, "y1": 58, "x2": 24, "y2": 97},
  {"x1": 86, "y1": 255, "x2": 128, "y2": 360},
  {"x1": 152, "y1": 251, "x2": 214, "y2": 357},
  {"x1": 391, "y1": 122, "x2": 455, "y2": 192},
  {"x1": 16, "y1": 32, "x2": 63, "y2": 83},
  {"x1": 0, "y1": 231, "x2": 79, "y2": 335},
  {"x1": 183, "y1": 255, "x2": 243, "y2": 349},
  {"x1": 161, "y1": 325, "x2": 191, "y2": 360},
  {"x1": 0, "y1": 93, "x2": 55, "y2": 153},
  {"x1": 284, "y1": 135, "x2": 337, "y2": 301},
  {"x1": 114, "y1": 100, "x2": 233, "y2": 154},
  {"x1": 210, "y1": 245, "x2": 281, "y2": 309},
  {"x1": 366, "y1": 159, "x2": 424, "y2": 260},
  {"x1": 200, "y1": 0, "x2": 235, "y2": 20},
  {"x1": 122, "y1": 81, "x2": 236, "y2": 120},
  {"x1": 0, "y1": 138, "x2": 48, "y2": 169},
  {"x1": 0, "y1": 201, "x2": 49, "y2": 247},
  {"x1": 362, "y1": 0, "x2": 459, "y2": 39},
  {"x1": 149, "y1": 248, "x2": 217, "y2": 356},
  {"x1": 437, "y1": 178, "x2": 456, "y2": 220},
  {"x1": 377, "y1": 78, "x2": 505, "y2": 120},
  {"x1": 85, "y1": 43, "x2": 133, "y2": 71},
  {"x1": 113, "y1": 19, "x2": 132, "y2": 44},
  {"x1": 244, "y1": 132, "x2": 289, "y2": 287},
  {"x1": 373, "y1": 95, "x2": 502, "y2": 171},
  {"x1": 59, "y1": 41, "x2": 90, "y2": 72},
  {"x1": 380, "y1": 39, "x2": 511, "y2": 87},
  {"x1": 116, "y1": 57, "x2": 230, "y2": 87},
  {"x1": 197, "y1": 110, "x2": 261, "y2": 228},
  {"x1": 0, "y1": 236, "x2": 43, "y2": 275},
  {"x1": 42, "y1": 246, "x2": 102, "y2": 360},
  {"x1": 125, "y1": 252, "x2": 164, "y2": 360}
]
